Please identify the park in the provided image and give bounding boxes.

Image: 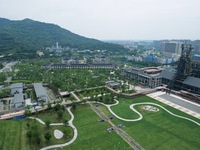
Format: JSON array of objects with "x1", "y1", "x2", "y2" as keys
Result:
[{"x1": 0, "y1": 90, "x2": 200, "y2": 150}]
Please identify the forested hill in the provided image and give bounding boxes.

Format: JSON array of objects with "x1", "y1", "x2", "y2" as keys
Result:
[{"x1": 0, "y1": 18, "x2": 126, "y2": 55}]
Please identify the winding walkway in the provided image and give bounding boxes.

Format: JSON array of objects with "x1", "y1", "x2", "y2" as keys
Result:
[
  {"x1": 89, "y1": 100, "x2": 200, "y2": 126},
  {"x1": 29, "y1": 107, "x2": 78, "y2": 150}
]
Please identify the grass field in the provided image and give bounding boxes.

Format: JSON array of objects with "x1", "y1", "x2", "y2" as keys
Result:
[
  {"x1": 66, "y1": 104, "x2": 132, "y2": 150},
  {"x1": 0, "y1": 109, "x2": 73, "y2": 150},
  {"x1": 99, "y1": 96, "x2": 200, "y2": 150}
]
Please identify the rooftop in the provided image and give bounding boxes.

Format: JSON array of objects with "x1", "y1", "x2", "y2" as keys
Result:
[
  {"x1": 33, "y1": 83, "x2": 48, "y2": 99},
  {"x1": 10, "y1": 83, "x2": 23, "y2": 89},
  {"x1": 13, "y1": 93, "x2": 24, "y2": 104},
  {"x1": 183, "y1": 76, "x2": 200, "y2": 88}
]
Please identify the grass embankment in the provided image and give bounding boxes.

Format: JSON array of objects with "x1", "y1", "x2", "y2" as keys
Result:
[
  {"x1": 98, "y1": 96, "x2": 200, "y2": 150},
  {"x1": 66, "y1": 104, "x2": 132, "y2": 150}
]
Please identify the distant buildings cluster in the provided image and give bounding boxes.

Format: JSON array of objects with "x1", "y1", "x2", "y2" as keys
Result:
[
  {"x1": 46, "y1": 42, "x2": 64, "y2": 53},
  {"x1": 123, "y1": 40, "x2": 200, "y2": 64}
]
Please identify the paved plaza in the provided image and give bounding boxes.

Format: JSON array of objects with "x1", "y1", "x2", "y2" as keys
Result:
[{"x1": 147, "y1": 91, "x2": 200, "y2": 119}]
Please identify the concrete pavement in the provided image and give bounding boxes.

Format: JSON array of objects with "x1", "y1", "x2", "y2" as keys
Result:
[{"x1": 148, "y1": 91, "x2": 200, "y2": 119}]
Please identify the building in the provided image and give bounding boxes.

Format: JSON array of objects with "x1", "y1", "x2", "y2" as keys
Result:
[
  {"x1": 42, "y1": 63, "x2": 118, "y2": 69},
  {"x1": 10, "y1": 83, "x2": 23, "y2": 95},
  {"x1": 33, "y1": 83, "x2": 49, "y2": 103},
  {"x1": 123, "y1": 67, "x2": 200, "y2": 94},
  {"x1": 37, "y1": 51, "x2": 44, "y2": 56},
  {"x1": 93, "y1": 55, "x2": 107, "y2": 63},
  {"x1": 12, "y1": 93, "x2": 24, "y2": 109},
  {"x1": 122, "y1": 67, "x2": 163, "y2": 88},
  {"x1": 145, "y1": 54, "x2": 157, "y2": 63},
  {"x1": 46, "y1": 42, "x2": 64, "y2": 53},
  {"x1": 162, "y1": 42, "x2": 182, "y2": 57},
  {"x1": 106, "y1": 81, "x2": 120, "y2": 89}
]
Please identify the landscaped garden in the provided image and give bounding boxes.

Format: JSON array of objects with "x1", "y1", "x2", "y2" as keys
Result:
[
  {"x1": 0, "y1": 108, "x2": 73, "y2": 150},
  {"x1": 98, "y1": 96, "x2": 200, "y2": 150},
  {"x1": 1, "y1": 93, "x2": 200, "y2": 150},
  {"x1": 66, "y1": 104, "x2": 132, "y2": 150}
]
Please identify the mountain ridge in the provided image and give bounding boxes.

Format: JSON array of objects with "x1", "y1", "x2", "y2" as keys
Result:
[{"x1": 0, "y1": 18, "x2": 126, "y2": 57}]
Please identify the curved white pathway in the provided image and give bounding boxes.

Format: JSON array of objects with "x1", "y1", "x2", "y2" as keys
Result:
[
  {"x1": 89, "y1": 100, "x2": 200, "y2": 126},
  {"x1": 29, "y1": 107, "x2": 78, "y2": 150}
]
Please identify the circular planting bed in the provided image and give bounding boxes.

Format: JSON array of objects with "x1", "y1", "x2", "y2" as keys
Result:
[
  {"x1": 54, "y1": 129, "x2": 64, "y2": 139},
  {"x1": 142, "y1": 105, "x2": 159, "y2": 112}
]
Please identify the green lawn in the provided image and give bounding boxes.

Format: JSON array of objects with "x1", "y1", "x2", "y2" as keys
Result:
[
  {"x1": 99, "y1": 96, "x2": 200, "y2": 150},
  {"x1": 111, "y1": 99, "x2": 140, "y2": 119},
  {"x1": 0, "y1": 109, "x2": 73, "y2": 150},
  {"x1": 66, "y1": 104, "x2": 132, "y2": 150}
]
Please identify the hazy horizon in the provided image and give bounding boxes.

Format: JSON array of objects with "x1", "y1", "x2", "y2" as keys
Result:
[{"x1": 1, "y1": 0, "x2": 200, "y2": 40}]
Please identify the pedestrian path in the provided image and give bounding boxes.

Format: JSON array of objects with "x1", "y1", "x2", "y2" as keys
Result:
[
  {"x1": 29, "y1": 107, "x2": 78, "y2": 150},
  {"x1": 89, "y1": 99, "x2": 200, "y2": 126},
  {"x1": 70, "y1": 91, "x2": 81, "y2": 102}
]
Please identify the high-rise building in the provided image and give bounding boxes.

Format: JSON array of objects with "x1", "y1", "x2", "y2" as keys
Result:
[{"x1": 162, "y1": 42, "x2": 182, "y2": 57}]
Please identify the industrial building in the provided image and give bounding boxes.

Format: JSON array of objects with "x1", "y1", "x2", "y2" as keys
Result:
[
  {"x1": 122, "y1": 67, "x2": 162, "y2": 88},
  {"x1": 122, "y1": 67, "x2": 200, "y2": 94},
  {"x1": 123, "y1": 45, "x2": 200, "y2": 94}
]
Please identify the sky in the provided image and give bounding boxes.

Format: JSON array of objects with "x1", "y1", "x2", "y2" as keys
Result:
[{"x1": 0, "y1": 0, "x2": 200, "y2": 40}]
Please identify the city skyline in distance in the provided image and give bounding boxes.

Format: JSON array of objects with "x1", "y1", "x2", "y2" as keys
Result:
[{"x1": 0, "y1": 0, "x2": 200, "y2": 40}]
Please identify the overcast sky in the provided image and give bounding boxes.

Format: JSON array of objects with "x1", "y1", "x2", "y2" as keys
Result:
[{"x1": 0, "y1": 0, "x2": 200, "y2": 40}]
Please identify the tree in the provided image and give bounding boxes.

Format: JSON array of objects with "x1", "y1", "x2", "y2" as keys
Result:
[
  {"x1": 44, "y1": 132, "x2": 51, "y2": 143},
  {"x1": 35, "y1": 137, "x2": 41, "y2": 145},
  {"x1": 72, "y1": 102, "x2": 76, "y2": 111},
  {"x1": 62, "y1": 105, "x2": 65, "y2": 111},
  {"x1": 54, "y1": 103, "x2": 61, "y2": 111},
  {"x1": 47, "y1": 102, "x2": 52, "y2": 109},
  {"x1": 35, "y1": 110, "x2": 39, "y2": 117},
  {"x1": 26, "y1": 122, "x2": 30, "y2": 128},
  {"x1": 26, "y1": 130, "x2": 32, "y2": 142},
  {"x1": 41, "y1": 102, "x2": 44, "y2": 108},
  {"x1": 24, "y1": 109, "x2": 32, "y2": 117},
  {"x1": 82, "y1": 99, "x2": 87, "y2": 104},
  {"x1": 57, "y1": 110, "x2": 63, "y2": 119},
  {"x1": 63, "y1": 129, "x2": 68, "y2": 138},
  {"x1": 45, "y1": 120, "x2": 51, "y2": 128},
  {"x1": 63, "y1": 119, "x2": 68, "y2": 126}
]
